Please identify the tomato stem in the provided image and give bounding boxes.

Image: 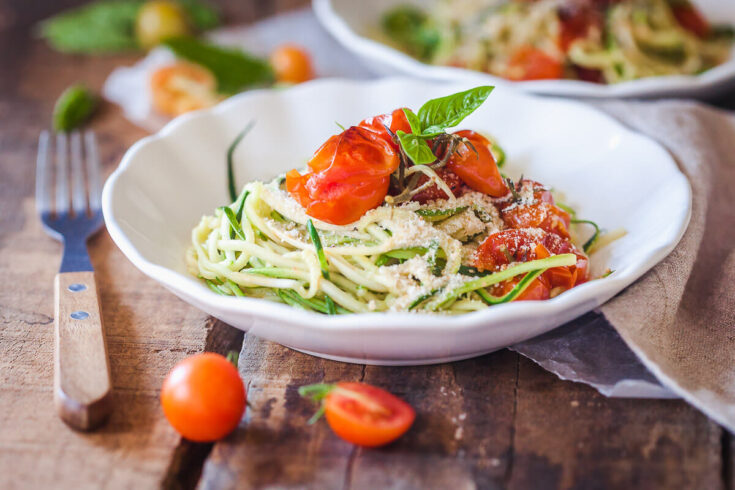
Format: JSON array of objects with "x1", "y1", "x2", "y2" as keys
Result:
[{"x1": 226, "y1": 350, "x2": 240, "y2": 367}]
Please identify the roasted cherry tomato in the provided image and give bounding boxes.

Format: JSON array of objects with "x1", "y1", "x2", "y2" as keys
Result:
[
  {"x1": 270, "y1": 44, "x2": 314, "y2": 84},
  {"x1": 497, "y1": 180, "x2": 571, "y2": 238},
  {"x1": 506, "y1": 46, "x2": 564, "y2": 81},
  {"x1": 359, "y1": 108, "x2": 412, "y2": 149},
  {"x1": 446, "y1": 130, "x2": 508, "y2": 197},
  {"x1": 558, "y1": 2, "x2": 602, "y2": 52},
  {"x1": 671, "y1": 3, "x2": 710, "y2": 38},
  {"x1": 300, "y1": 382, "x2": 415, "y2": 447},
  {"x1": 411, "y1": 167, "x2": 467, "y2": 203},
  {"x1": 150, "y1": 62, "x2": 221, "y2": 117},
  {"x1": 161, "y1": 353, "x2": 246, "y2": 442},
  {"x1": 287, "y1": 126, "x2": 399, "y2": 225},
  {"x1": 494, "y1": 275, "x2": 551, "y2": 301}
]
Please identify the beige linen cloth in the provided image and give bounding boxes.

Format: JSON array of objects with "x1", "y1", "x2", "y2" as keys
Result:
[{"x1": 595, "y1": 100, "x2": 735, "y2": 432}]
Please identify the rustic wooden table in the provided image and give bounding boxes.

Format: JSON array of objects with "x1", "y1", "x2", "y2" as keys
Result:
[{"x1": 1, "y1": 1, "x2": 733, "y2": 488}]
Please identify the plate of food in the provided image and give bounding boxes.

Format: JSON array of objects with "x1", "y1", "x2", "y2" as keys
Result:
[
  {"x1": 313, "y1": 0, "x2": 735, "y2": 98},
  {"x1": 102, "y1": 78, "x2": 690, "y2": 364}
]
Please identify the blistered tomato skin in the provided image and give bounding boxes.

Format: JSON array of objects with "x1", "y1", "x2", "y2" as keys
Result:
[
  {"x1": 286, "y1": 126, "x2": 399, "y2": 225},
  {"x1": 506, "y1": 46, "x2": 564, "y2": 81},
  {"x1": 446, "y1": 130, "x2": 508, "y2": 197},
  {"x1": 359, "y1": 108, "x2": 412, "y2": 149}
]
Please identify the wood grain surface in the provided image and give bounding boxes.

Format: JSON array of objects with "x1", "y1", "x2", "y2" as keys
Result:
[
  {"x1": 54, "y1": 270, "x2": 113, "y2": 430},
  {"x1": 0, "y1": 1, "x2": 733, "y2": 489}
]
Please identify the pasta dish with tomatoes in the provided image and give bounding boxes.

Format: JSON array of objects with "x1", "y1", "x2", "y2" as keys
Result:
[
  {"x1": 381, "y1": 0, "x2": 733, "y2": 83},
  {"x1": 188, "y1": 87, "x2": 606, "y2": 314}
]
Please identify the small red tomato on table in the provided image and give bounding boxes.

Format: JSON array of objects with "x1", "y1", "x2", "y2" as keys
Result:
[
  {"x1": 300, "y1": 382, "x2": 416, "y2": 447},
  {"x1": 161, "y1": 352, "x2": 246, "y2": 442}
]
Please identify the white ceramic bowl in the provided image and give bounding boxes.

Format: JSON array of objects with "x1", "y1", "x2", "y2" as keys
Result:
[
  {"x1": 102, "y1": 78, "x2": 691, "y2": 365},
  {"x1": 313, "y1": 0, "x2": 735, "y2": 99}
]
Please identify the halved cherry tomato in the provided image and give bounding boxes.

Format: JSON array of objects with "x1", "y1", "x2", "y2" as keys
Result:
[
  {"x1": 494, "y1": 275, "x2": 551, "y2": 301},
  {"x1": 161, "y1": 353, "x2": 246, "y2": 442},
  {"x1": 302, "y1": 382, "x2": 415, "y2": 447},
  {"x1": 506, "y1": 46, "x2": 564, "y2": 81},
  {"x1": 150, "y1": 62, "x2": 222, "y2": 117},
  {"x1": 270, "y1": 44, "x2": 314, "y2": 84},
  {"x1": 286, "y1": 126, "x2": 399, "y2": 225},
  {"x1": 359, "y1": 108, "x2": 412, "y2": 149},
  {"x1": 446, "y1": 130, "x2": 508, "y2": 197},
  {"x1": 671, "y1": 3, "x2": 710, "y2": 38}
]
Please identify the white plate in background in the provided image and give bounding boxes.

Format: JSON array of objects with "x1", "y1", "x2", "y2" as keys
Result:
[{"x1": 313, "y1": 0, "x2": 735, "y2": 99}]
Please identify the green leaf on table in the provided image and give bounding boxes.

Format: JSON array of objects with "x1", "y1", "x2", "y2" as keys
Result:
[
  {"x1": 418, "y1": 86, "x2": 494, "y2": 136},
  {"x1": 164, "y1": 37, "x2": 274, "y2": 94},
  {"x1": 396, "y1": 130, "x2": 435, "y2": 165},
  {"x1": 39, "y1": 0, "x2": 142, "y2": 54},
  {"x1": 38, "y1": 0, "x2": 220, "y2": 55},
  {"x1": 53, "y1": 84, "x2": 98, "y2": 132}
]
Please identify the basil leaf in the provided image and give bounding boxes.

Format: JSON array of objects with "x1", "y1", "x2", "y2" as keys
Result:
[
  {"x1": 402, "y1": 108, "x2": 422, "y2": 134},
  {"x1": 418, "y1": 86, "x2": 494, "y2": 136},
  {"x1": 176, "y1": 0, "x2": 220, "y2": 31},
  {"x1": 396, "y1": 130, "x2": 435, "y2": 165},
  {"x1": 164, "y1": 37, "x2": 274, "y2": 94},
  {"x1": 382, "y1": 6, "x2": 440, "y2": 61},
  {"x1": 53, "y1": 85, "x2": 98, "y2": 131}
]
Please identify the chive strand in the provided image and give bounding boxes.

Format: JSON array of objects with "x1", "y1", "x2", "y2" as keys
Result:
[
  {"x1": 307, "y1": 219, "x2": 330, "y2": 280},
  {"x1": 227, "y1": 121, "x2": 255, "y2": 202}
]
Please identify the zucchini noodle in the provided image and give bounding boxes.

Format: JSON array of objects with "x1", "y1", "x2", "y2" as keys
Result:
[
  {"x1": 188, "y1": 176, "x2": 583, "y2": 314},
  {"x1": 382, "y1": 0, "x2": 733, "y2": 84}
]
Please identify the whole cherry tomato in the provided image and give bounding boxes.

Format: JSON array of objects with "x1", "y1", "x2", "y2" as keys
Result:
[
  {"x1": 497, "y1": 180, "x2": 571, "y2": 238},
  {"x1": 446, "y1": 130, "x2": 508, "y2": 197},
  {"x1": 506, "y1": 46, "x2": 564, "y2": 81},
  {"x1": 150, "y1": 62, "x2": 221, "y2": 117},
  {"x1": 300, "y1": 382, "x2": 415, "y2": 447},
  {"x1": 270, "y1": 44, "x2": 314, "y2": 84},
  {"x1": 161, "y1": 353, "x2": 246, "y2": 442},
  {"x1": 671, "y1": 3, "x2": 710, "y2": 38},
  {"x1": 287, "y1": 126, "x2": 399, "y2": 225}
]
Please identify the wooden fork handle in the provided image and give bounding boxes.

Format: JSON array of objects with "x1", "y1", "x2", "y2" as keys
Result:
[{"x1": 54, "y1": 271, "x2": 112, "y2": 430}]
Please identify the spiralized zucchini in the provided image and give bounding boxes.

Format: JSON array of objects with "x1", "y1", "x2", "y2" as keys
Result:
[
  {"x1": 382, "y1": 0, "x2": 733, "y2": 83},
  {"x1": 187, "y1": 177, "x2": 577, "y2": 314}
]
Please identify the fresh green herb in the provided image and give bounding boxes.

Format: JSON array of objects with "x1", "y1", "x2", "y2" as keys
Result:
[
  {"x1": 298, "y1": 383, "x2": 336, "y2": 424},
  {"x1": 382, "y1": 6, "x2": 440, "y2": 61},
  {"x1": 602, "y1": 269, "x2": 614, "y2": 278},
  {"x1": 475, "y1": 270, "x2": 544, "y2": 305},
  {"x1": 408, "y1": 289, "x2": 440, "y2": 310},
  {"x1": 325, "y1": 295, "x2": 337, "y2": 315},
  {"x1": 402, "y1": 108, "x2": 422, "y2": 134},
  {"x1": 307, "y1": 219, "x2": 330, "y2": 280},
  {"x1": 227, "y1": 121, "x2": 255, "y2": 202},
  {"x1": 416, "y1": 206, "x2": 468, "y2": 222},
  {"x1": 38, "y1": 0, "x2": 219, "y2": 54},
  {"x1": 53, "y1": 84, "x2": 97, "y2": 132},
  {"x1": 417, "y1": 86, "x2": 494, "y2": 137},
  {"x1": 220, "y1": 206, "x2": 246, "y2": 240},
  {"x1": 571, "y1": 219, "x2": 600, "y2": 253},
  {"x1": 164, "y1": 37, "x2": 273, "y2": 94},
  {"x1": 556, "y1": 202, "x2": 576, "y2": 217},
  {"x1": 335, "y1": 121, "x2": 346, "y2": 131},
  {"x1": 432, "y1": 254, "x2": 577, "y2": 310},
  {"x1": 269, "y1": 210, "x2": 287, "y2": 222},
  {"x1": 235, "y1": 190, "x2": 249, "y2": 223},
  {"x1": 396, "y1": 130, "x2": 435, "y2": 165}
]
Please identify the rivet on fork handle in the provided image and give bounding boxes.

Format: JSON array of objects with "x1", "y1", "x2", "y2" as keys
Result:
[{"x1": 54, "y1": 271, "x2": 112, "y2": 430}]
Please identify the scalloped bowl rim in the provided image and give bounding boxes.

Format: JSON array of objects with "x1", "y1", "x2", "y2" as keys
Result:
[{"x1": 102, "y1": 78, "x2": 691, "y2": 340}]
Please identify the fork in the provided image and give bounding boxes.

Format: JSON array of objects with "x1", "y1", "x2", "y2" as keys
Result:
[{"x1": 36, "y1": 130, "x2": 112, "y2": 431}]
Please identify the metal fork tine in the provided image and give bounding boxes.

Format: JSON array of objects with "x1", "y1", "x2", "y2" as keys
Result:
[
  {"x1": 36, "y1": 131, "x2": 51, "y2": 216},
  {"x1": 56, "y1": 132, "x2": 69, "y2": 215},
  {"x1": 85, "y1": 131, "x2": 101, "y2": 212},
  {"x1": 70, "y1": 131, "x2": 86, "y2": 215}
]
